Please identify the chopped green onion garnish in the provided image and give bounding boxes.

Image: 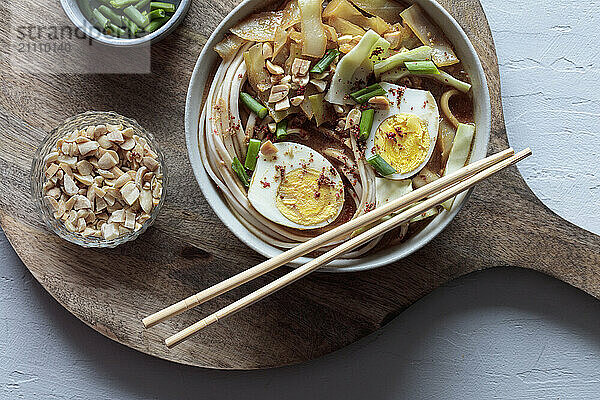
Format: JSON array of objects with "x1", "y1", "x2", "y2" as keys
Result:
[
  {"x1": 107, "y1": 23, "x2": 127, "y2": 37},
  {"x1": 276, "y1": 119, "x2": 288, "y2": 140},
  {"x1": 350, "y1": 83, "x2": 387, "y2": 104},
  {"x1": 122, "y1": 16, "x2": 140, "y2": 35},
  {"x1": 310, "y1": 49, "x2": 340, "y2": 74},
  {"x1": 350, "y1": 83, "x2": 382, "y2": 100},
  {"x1": 110, "y1": 0, "x2": 138, "y2": 8},
  {"x1": 150, "y1": 1, "x2": 176, "y2": 12},
  {"x1": 358, "y1": 109, "x2": 374, "y2": 140},
  {"x1": 79, "y1": 0, "x2": 95, "y2": 21},
  {"x1": 373, "y1": 45, "x2": 433, "y2": 77},
  {"x1": 98, "y1": 5, "x2": 123, "y2": 26},
  {"x1": 135, "y1": 0, "x2": 151, "y2": 10},
  {"x1": 144, "y1": 16, "x2": 169, "y2": 32},
  {"x1": 124, "y1": 5, "x2": 150, "y2": 27},
  {"x1": 240, "y1": 92, "x2": 268, "y2": 119},
  {"x1": 147, "y1": 8, "x2": 166, "y2": 19},
  {"x1": 92, "y1": 8, "x2": 110, "y2": 30},
  {"x1": 367, "y1": 154, "x2": 396, "y2": 176},
  {"x1": 232, "y1": 157, "x2": 250, "y2": 188},
  {"x1": 353, "y1": 87, "x2": 386, "y2": 104},
  {"x1": 244, "y1": 139, "x2": 261, "y2": 170},
  {"x1": 405, "y1": 60, "x2": 440, "y2": 75}
]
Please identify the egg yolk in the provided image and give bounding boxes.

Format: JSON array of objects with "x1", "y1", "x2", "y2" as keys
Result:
[
  {"x1": 374, "y1": 113, "x2": 430, "y2": 174},
  {"x1": 276, "y1": 168, "x2": 342, "y2": 227}
]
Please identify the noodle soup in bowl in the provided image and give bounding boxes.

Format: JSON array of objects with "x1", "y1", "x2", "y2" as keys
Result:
[{"x1": 185, "y1": 0, "x2": 491, "y2": 272}]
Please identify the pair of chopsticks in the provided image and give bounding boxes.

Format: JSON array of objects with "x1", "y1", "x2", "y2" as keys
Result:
[{"x1": 143, "y1": 147, "x2": 531, "y2": 348}]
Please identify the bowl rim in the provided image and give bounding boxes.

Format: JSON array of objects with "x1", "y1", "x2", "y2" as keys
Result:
[
  {"x1": 59, "y1": 0, "x2": 192, "y2": 46},
  {"x1": 184, "y1": 0, "x2": 491, "y2": 272}
]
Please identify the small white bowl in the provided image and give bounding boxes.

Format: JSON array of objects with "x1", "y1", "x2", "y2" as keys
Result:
[
  {"x1": 60, "y1": 0, "x2": 191, "y2": 46},
  {"x1": 185, "y1": 0, "x2": 491, "y2": 272}
]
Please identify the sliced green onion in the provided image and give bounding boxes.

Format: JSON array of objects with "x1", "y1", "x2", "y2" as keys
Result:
[
  {"x1": 358, "y1": 108, "x2": 374, "y2": 140},
  {"x1": 405, "y1": 60, "x2": 440, "y2": 75},
  {"x1": 144, "y1": 16, "x2": 169, "y2": 32},
  {"x1": 98, "y1": 5, "x2": 124, "y2": 26},
  {"x1": 92, "y1": 8, "x2": 110, "y2": 30},
  {"x1": 350, "y1": 83, "x2": 382, "y2": 100},
  {"x1": 147, "y1": 8, "x2": 166, "y2": 19},
  {"x1": 276, "y1": 119, "x2": 288, "y2": 140},
  {"x1": 232, "y1": 157, "x2": 250, "y2": 188},
  {"x1": 122, "y1": 16, "x2": 140, "y2": 35},
  {"x1": 353, "y1": 87, "x2": 386, "y2": 104},
  {"x1": 78, "y1": 0, "x2": 94, "y2": 21},
  {"x1": 150, "y1": 1, "x2": 176, "y2": 12},
  {"x1": 107, "y1": 23, "x2": 127, "y2": 37},
  {"x1": 240, "y1": 92, "x2": 268, "y2": 119},
  {"x1": 367, "y1": 154, "x2": 396, "y2": 176},
  {"x1": 110, "y1": 0, "x2": 138, "y2": 8},
  {"x1": 124, "y1": 5, "x2": 150, "y2": 27},
  {"x1": 310, "y1": 49, "x2": 340, "y2": 74},
  {"x1": 374, "y1": 45, "x2": 433, "y2": 77},
  {"x1": 380, "y1": 68, "x2": 472, "y2": 93},
  {"x1": 435, "y1": 70, "x2": 471, "y2": 93},
  {"x1": 135, "y1": 0, "x2": 151, "y2": 10},
  {"x1": 350, "y1": 83, "x2": 387, "y2": 104},
  {"x1": 244, "y1": 139, "x2": 261, "y2": 170}
]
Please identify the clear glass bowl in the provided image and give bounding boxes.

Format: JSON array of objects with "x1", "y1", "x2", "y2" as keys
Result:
[{"x1": 31, "y1": 111, "x2": 168, "y2": 248}]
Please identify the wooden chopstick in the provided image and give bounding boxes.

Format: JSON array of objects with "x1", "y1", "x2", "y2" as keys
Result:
[
  {"x1": 164, "y1": 148, "x2": 532, "y2": 347},
  {"x1": 142, "y1": 147, "x2": 515, "y2": 329}
]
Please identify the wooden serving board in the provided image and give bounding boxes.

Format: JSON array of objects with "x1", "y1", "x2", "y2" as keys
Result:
[{"x1": 1, "y1": 0, "x2": 598, "y2": 370}]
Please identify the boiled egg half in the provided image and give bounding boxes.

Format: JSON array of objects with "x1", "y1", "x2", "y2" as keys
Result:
[
  {"x1": 365, "y1": 83, "x2": 439, "y2": 180},
  {"x1": 248, "y1": 142, "x2": 345, "y2": 230}
]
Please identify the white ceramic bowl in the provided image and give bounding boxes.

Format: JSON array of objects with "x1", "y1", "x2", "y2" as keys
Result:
[{"x1": 185, "y1": 0, "x2": 491, "y2": 272}]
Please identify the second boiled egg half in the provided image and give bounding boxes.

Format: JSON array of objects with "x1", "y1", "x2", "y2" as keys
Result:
[{"x1": 365, "y1": 82, "x2": 439, "y2": 180}]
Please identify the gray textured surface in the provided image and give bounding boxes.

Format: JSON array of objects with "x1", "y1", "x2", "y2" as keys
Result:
[
  {"x1": 492, "y1": 0, "x2": 600, "y2": 235},
  {"x1": 2, "y1": 0, "x2": 600, "y2": 397},
  {"x1": 2, "y1": 227, "x2": 600, "y2": 399}
]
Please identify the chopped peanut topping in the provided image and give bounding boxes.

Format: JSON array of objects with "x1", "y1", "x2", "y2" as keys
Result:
[
  {"x1": 42, "y1": 123, "x2": 163, "y2": 241},
  {"x1": 260, "y1": 140, "x2": 278, "y2": 156}
]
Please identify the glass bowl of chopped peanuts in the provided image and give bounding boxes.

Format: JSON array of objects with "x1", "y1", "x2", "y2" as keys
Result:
[{"x1": 31, "y1": 111, "x2": 167, "y2": 248}]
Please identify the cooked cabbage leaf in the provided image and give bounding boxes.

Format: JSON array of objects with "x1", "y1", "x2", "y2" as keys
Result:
[
  {"x1": 325, "y1": 29, "x2": 382, "y2": 105},
  {"x1": 230, "y1": 0, "x2": 300, "y2": 42},
  {"x1": 298, "y1": 0, "x2": 327, "y2": 58}
]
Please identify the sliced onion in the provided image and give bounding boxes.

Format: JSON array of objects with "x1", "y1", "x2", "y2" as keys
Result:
[
  {"x1": 298, "y1": 0, "x2": 327, "y2": 58},
  {"x1": 400, "y1": 4, "x2": 459, "y2": 67},
  {"x1": 214, "y1": 34, "x2": 246, "y2": 61},
  {"x1": 230, "y1": 0, "x2": 300, "y2": 42},
  {"x1": 348, "y1": 0, "x2": 405, "y2": 24}
]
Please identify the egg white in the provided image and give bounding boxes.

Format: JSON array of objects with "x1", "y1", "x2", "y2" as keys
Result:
[
  {"x1": 248, "y1": 142, "x2": 345, "y2": 230},
  {"x1": 365, "y1": 83, "x2": 439, "y2": 180}
]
